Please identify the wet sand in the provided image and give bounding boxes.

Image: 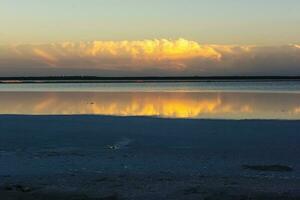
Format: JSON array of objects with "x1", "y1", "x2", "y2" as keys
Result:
[{"x1": 0, "y1": 115, "x2": 300, "y2": 199}]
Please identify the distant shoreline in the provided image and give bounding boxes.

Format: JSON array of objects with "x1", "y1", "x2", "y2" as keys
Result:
[{"x1": 1, "y1": 76, "x2": 300, "y2": 83}]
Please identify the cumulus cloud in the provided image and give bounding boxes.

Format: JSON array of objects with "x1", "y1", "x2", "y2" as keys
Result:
[{"x1": 0, "y1": 38, "x2": 300, "y2": 76}]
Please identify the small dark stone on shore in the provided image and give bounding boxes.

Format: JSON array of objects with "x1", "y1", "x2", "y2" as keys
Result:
[
  {"x1": 14, "y1": 185, "x2": 33, "y2": 192},
  {"x1": 3, "y1": 185, "x2": 13, "y2": 191},
  {"x1": 1, "y1": 184, "x2": 33, "y2": 193},
  {"x1": 242, "y1": 165, "x2": 293, "y2": 172}
]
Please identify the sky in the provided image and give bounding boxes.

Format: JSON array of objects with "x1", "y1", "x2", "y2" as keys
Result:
[{"x1": 0, "y1": 0, "x2": 300, "y2": 76}]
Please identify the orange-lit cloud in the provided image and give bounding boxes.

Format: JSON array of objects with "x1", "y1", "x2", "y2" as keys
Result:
[
  {"x1": 1, "y1": 39, "x2": 300, "y2": 76},
  {"x1": 32, "y1": 48, "x2": 58, "y2": 67},
  {"x1": 8, "y1": 39, "x2": 222, "y2": 69},
  {"x1": 292, "y1": 107, "x2": 300, "y2": 114}
]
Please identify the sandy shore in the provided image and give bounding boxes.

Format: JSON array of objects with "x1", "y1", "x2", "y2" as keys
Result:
[{"x1": 0, "y1": 115, "x2": 300, "y2": 199}]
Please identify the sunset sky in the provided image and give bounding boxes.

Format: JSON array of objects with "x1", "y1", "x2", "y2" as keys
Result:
[{"x1": 1, "y1": 0, "x2": 300, "y2": 76}]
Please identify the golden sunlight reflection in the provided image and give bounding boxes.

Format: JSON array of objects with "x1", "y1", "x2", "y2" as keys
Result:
[{"x1": 0, "y1": 92, "x2": 300, "y2": 119}]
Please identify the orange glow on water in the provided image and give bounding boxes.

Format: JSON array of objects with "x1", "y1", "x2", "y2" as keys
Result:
[{"x1": 1, "y1": 92, "x2": 300, "y2": 119}]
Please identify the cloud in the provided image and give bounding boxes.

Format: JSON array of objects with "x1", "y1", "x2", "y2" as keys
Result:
[{"x1": 1, "y1": 38, "x2": 300, "y2": 76}]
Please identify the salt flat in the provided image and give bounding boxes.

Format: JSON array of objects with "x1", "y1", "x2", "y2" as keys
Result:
[{"x1": 0, "y1": 115, "x2": 300, "y2": 199}]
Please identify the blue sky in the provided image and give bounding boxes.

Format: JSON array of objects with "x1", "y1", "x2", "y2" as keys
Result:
[{"x1": 1, "y1": 0, "x2": 300, "y2": 45}]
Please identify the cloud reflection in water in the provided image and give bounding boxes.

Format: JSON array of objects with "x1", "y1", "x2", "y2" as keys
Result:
[{"x1": 0, "y1": 92, "x2": 300, "y2": 119}]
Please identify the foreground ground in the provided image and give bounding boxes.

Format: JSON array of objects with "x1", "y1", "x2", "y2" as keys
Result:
[
  {"x1": 1, "y1": 173, "x2": 300, "y2": 200},
  {"x1": 0, "y1": 115, "x2": 300, "y2": 199}
]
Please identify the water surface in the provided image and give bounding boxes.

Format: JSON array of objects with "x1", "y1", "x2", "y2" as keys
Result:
[
  {"x1": 1, "y1": 81, "x2": 300, "y2": 93},
  {"x1": 1, "y1": 81, "x2": 300, "y2": 119}
]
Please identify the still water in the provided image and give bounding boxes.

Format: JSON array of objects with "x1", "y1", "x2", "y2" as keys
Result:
[{"x1": 0, "y1": 82, "x2": 300, "y2": 119}]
